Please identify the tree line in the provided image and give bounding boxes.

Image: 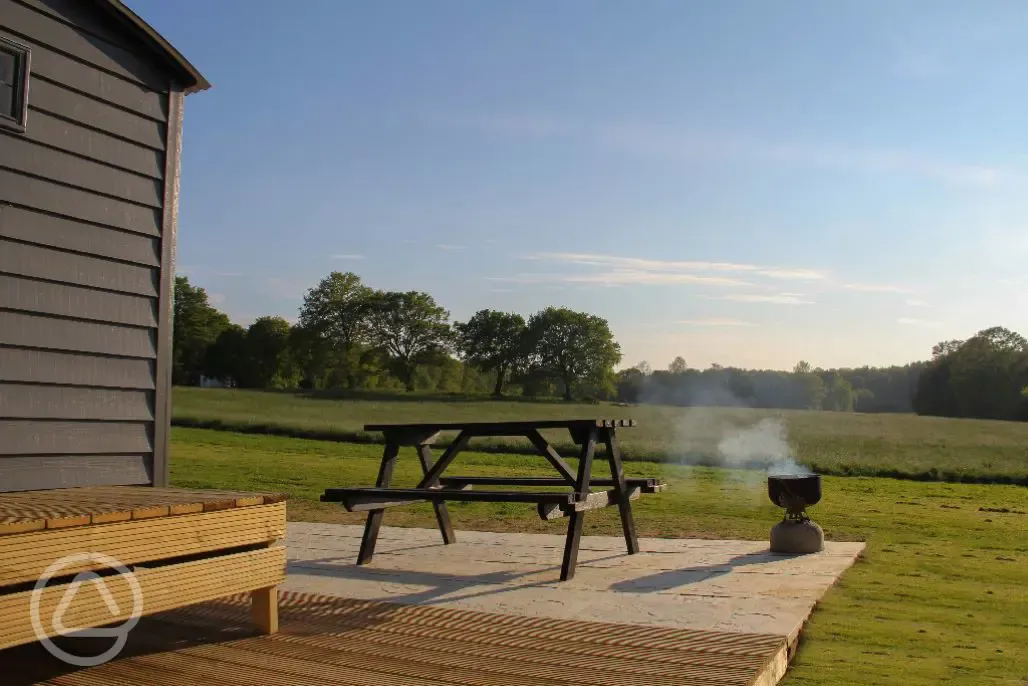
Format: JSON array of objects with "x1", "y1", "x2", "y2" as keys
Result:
[
  {"x1": 173, "y1": 272, "x2": 621, "y2": 400},
  {"x1": 172, "y1": 272, "x2": 1028, "y2": 421},
  {"x1": 913, "y1": 326, "x2": 1028, "y2": 421},
  {"x1": 615, "y1": 358, "x2": 928, "y2": 413}
]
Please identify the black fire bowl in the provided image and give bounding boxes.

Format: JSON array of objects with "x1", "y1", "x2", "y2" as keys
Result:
[{"x1": 767, "y1": 473, "x2": 822, "y2": 510}]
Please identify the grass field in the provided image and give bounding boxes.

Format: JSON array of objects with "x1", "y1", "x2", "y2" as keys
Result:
[
  {"x1": 170, "y1": 427, "x2": 1027, "y2": 685},
  {"x1": 173, "y1": 387, "x2": 1028, "y2": 483}
]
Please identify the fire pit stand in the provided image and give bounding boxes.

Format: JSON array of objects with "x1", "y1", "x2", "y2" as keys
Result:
[{"x1": 767, "y1": 473, "x2": 825, "y2": 554}]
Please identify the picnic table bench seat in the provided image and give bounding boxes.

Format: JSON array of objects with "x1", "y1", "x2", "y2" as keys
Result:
[{"x1": 321, "y1": 419, "x2": 666, "y2": 581}]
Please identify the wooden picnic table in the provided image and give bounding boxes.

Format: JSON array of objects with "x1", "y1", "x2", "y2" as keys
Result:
[{"x1": 321, "y1": 419, "x2": 667, "y2": 581}]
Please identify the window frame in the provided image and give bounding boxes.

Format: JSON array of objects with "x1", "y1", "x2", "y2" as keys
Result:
[{"x1": 0, "y1": 35, "x2": 31, "y2": 134}]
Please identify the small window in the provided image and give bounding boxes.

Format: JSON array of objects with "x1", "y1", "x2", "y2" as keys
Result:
[{"x1": 0, "y1": 36, "x2": 30, "y2": 133}]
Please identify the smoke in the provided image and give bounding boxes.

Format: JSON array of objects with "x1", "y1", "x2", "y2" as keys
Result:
[{"x1": 716, "y1": 417, "x2": 813, "y2": 476}]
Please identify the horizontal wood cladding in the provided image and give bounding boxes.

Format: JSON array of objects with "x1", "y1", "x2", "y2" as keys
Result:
[
  {"x1": 0, "y1": 348, "x2": 155, "y2": 389},
  {"x1": 26, "y1": 42, "x2": 167, "y2": 121},
  {"x1": 0, "y1": 454, "x2": 153, "y2": 492},
  {"x1": 0, "y1": 274, "x2": 158, "y2": 326},
  {"x1": 0, "y1": 311, "x2": 156, "y2": 357},
  {"x1": 0, "y1": 169, "x2": 161, "y2": 234},
  {"x1": 0, "y1": 420, "x2": 153, "y2": 455},
  {"x1": 0, "y1": 134, "x2": 161, "y2": 210},
  {"x1": 0, "y1": 239, "x2": 158, "y2": 296},
  {"x1": 21, "y1": 109, "x2": 164, "y2": 178},
  {"x1": 20, "y1": 0, "x2": 157, "y2": 59},
  {"x1": 3, "y1": 0, "x2": 168, "y2": 89},
  {"x1": 0, "y1": 384, "x2": 153, "y2": 420},
  {"x1": 28, "y1": 78, "x2": 166, "y2": 150},
  {"x1": 0, "y1": 205, "x2": 160, "y2": 266}
]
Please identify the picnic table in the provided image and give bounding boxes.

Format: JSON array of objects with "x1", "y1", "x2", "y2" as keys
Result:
[{"x1": 321, "y1": 419, "x2": 667, "y2": 581}]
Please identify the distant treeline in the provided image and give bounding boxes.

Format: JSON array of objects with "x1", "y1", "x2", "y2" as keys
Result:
[
  {"x1": 173, "y1": 271, "x2": 1028, "y2": 421},
  {"x1": 616, "y1": 360, "x2": 926, "y2": 413}
]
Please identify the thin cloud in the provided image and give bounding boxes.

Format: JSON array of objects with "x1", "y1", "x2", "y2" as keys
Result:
[
  {"x1": 511, "y1": 252, "x2": 909, "y2": 297},
  {"x1": 491, "y1": 271, "x2": 751, "y2": 287},
  {"x1": 331, "y1": 253, "x2": 365, "y2": 260},
  {"x1": 678, "y1": 318, "x2": 755, "y2": 327},
  {"x1": 905, "y1": 298, "x2": 929, "y2": 307},
  {"x1": 565, "y1": 271, "x2": 751, "y2": 287},
  {"x1": 714, "y1": 293, "x2": 814, "y2": 305},
  {"x1": 842, "y1": 283, "x2": 915, "y2": 294},
  {"x1": 898, "y1": 317, "x2": 943, "y2": 327},
  {"x1": 207, "y1": 292, "x2": 226, "y2": 305},
  {"x1": 527, "y1": 252, "x2": 826, "y2": 280},
  {"x1": 757, "y1": 268, "x2": 826, "y2": 280},
  {"x1": 436, "y1": 244, "x2": 466, "y2": 251}
]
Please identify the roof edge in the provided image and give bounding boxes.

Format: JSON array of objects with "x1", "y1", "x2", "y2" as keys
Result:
[{"x1": 96, "y1": 0, "x2": 211, "y2": 94}]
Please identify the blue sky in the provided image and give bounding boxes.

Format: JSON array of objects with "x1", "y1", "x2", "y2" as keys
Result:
[{"x1": 137, "y1": 0, "x2": 1028, "y2": 371}]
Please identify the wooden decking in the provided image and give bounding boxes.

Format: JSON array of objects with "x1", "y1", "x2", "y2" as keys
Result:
[
  {"x1": 0, "y1": 591, "x2": 790, "y2": 685},
  {"x1": 0, "y1": 487, "x2": 287, "y2": 651},
  {"x1": 0, "y1": 486, "x2": 287, "y2": 535}
]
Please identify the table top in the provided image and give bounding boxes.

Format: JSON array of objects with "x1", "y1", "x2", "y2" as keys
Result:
[
  {"x1": 0, "y1": 486, "x2": 286, "y2": 536},
  {"x1": 364, "y1": 419, "x2": 637, "y2": 432}
]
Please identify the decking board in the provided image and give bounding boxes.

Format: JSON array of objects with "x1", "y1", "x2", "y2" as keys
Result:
[
  {"x1": 0, "y1": 502, "x2": 286, "y2": 586},
  {"x1": 0, "y1": 591, "x2": 789, "y2": 685},
  {"x1": 0, "y1": 547, "x2": 286, "y2": 650},
  {"x1": 0, "y1": 487, "x2": 286, "y2": 535}
]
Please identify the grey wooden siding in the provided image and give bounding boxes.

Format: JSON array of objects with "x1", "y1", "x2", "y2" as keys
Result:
[{"x1": 0, "y1": 0, "x2": 178, "y2": 492}]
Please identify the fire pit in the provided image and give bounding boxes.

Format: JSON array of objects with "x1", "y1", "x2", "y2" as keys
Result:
[{"x1": 768, "y1": 473, "x2": 824, "y2": 554}]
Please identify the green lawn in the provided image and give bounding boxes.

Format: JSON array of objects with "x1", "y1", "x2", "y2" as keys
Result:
[
  {"x1": 171, "y1": 427, "x2": 1028, "y2": 685},
  {"x1": 173, "y1": 387, "x2": 1028, "y2": 483}
]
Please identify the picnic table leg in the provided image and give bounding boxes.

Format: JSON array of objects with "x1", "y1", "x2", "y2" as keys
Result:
[
  {"x1": 357, "y1": 441, "x2": 400, "y2": 565},
  {"x1": 416, "y1": 445, "x2": 456, "y2": 545},
  {"x1": 561, "y1": 427, "x2": 597, "y2": 581},
  {"x1": 605, "y1": 428, "x2": 639, "y2": 555}
]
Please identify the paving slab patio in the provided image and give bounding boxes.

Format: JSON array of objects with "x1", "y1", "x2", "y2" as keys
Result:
[{"x1": 283, "y1": 523, "x2": 865, "y2": 645}]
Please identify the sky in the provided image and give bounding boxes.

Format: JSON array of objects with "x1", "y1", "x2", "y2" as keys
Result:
[{"x1": 134, "y1": 0, "x2": 1028, "y2": 371}]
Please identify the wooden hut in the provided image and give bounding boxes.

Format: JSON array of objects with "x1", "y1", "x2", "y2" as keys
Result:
[
  {"x1": 0, "y1": 0, "x2": 208, "y2": 490},
  {"x1": 0, "y1": 0, "x2": 285, "y2": 652}
]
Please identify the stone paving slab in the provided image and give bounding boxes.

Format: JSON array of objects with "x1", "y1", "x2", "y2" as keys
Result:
[{"x1": 283, "y1": 523, "x2": 864, "y2": 643}]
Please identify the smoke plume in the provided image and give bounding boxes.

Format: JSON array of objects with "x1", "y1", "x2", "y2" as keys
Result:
[{"x1": 716, "y1": 418, "x2": 813, "y2": 475}]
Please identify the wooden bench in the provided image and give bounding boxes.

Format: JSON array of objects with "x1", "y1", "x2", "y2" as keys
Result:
[
  {"x1": 321, "y1": 419, "x2": 667, "y2": 581},
  {"x1": 0, "y1": 486, "x2": 287, "y2": 651}
]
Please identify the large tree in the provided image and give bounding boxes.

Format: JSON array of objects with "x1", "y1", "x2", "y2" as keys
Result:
[
  {"x1": 202, "y1": 323, "x2": 246, "y2": 386},
  {"x1": 296, "y1": 272, "x2": 373, "y2": 388},
  {"x1": 454, "y1": 310, "x2": 528, "y2": 396},
  {"x1": 173, "y1": 276, "x2": 231, "y2": 386},
  {"x1": 244, "y1": 316, "x2": 296, "y2": 388},
  {"x1": 525, "y1": 307, "x2": 621, "y2": 401},
  {"x1": 366, "y1": 290, "x2": 453, "y2": 392},
  {"x1": 915, "y1": 326, "x2": 1028, "y2": 420}
]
